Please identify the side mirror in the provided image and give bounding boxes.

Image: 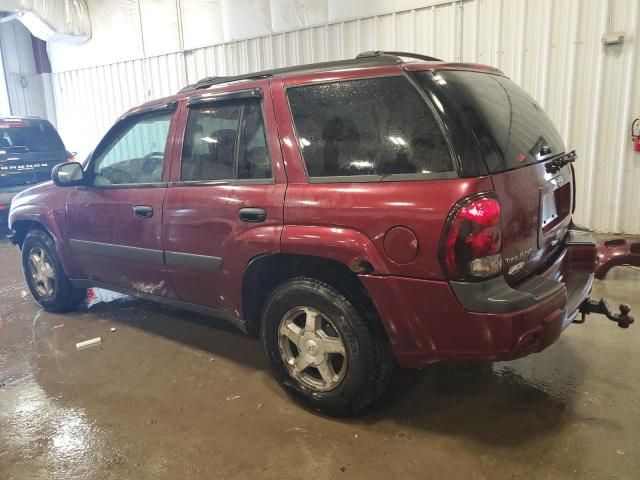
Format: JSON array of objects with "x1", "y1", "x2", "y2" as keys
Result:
[{"x1": 52, "y1": 162, "x2": 85, "y2": 187}]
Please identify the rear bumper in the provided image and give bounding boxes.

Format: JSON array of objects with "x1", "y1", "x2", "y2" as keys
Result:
[
  {"x1": 361, "y1": 229, "x2": 597, "y2": 368},
  {"x1": 595, "y1": 236, "x2": 640, "y2": 279}
]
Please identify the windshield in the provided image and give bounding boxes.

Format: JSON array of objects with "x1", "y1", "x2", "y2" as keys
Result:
[
  {"x1": 0, "y1": 120, "x2": 66, "y2": 153},
  {"x1": 415, "y1": 71, "x2": 565, "y2": 173}
]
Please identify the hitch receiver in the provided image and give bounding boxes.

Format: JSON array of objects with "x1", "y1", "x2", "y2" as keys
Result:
[{"x1": 576, "y1": 298, "x2": 634, "y2": 328}]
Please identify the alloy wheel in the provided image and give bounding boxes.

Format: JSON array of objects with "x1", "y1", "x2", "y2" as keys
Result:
[
  {"x1": 27, "y1": 247, "x2": 55, "y2": 298},
  {"x1": 278, "y1": 306, "x2": 348, "y2": 392}
]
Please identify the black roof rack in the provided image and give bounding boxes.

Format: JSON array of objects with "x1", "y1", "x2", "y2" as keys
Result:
[
  {"x1": 356, "y1": 50, "x2": 443, "y2": 62},
  {"x1": 178, "y1": 51, "x2": 442, "y2": 93}
]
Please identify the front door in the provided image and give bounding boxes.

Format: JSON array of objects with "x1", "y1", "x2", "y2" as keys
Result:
[
  {"x1": 65, "y1": 104, "x2": 178, "y2": 298},
  {"x1": 163, "y1": 83, "x2": 286, "y2": 318}
]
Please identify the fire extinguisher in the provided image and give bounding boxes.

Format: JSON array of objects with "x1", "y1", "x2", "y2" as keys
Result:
[{"x1": 633, "y1": 118, "x2": 640, "y2": 152}]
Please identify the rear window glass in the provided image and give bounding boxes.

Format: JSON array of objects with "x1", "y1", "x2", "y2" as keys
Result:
[
  {"x1": 0, "y1": 120, "x2": 65, "y2": 152},
  {"x1": 424, "y1": 71, "x2": 564, "y2": 173},
  {"x1": 287, "y1": 76, "x2": 453, "y2": 178}
]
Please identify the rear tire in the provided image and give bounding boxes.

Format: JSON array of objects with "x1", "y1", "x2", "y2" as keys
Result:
[
  {"x1": 261, "y1": 277, "x2": 392, "y2": 417},
  {"x1": 22, "y1": 229, "x2": 85, "y2": 313}
]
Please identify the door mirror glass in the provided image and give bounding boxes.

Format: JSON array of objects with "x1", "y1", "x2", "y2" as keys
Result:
[{"x1": 52, "y1": 162, "x2": 85, "y2": 187}]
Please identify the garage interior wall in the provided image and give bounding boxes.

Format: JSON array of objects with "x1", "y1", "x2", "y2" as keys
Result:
[
  {"x1": 41, "y1": 0, "x2": 640, "y2": 234},
  {"x1": 0, "y1": 20, "x2": 53, "y2": 120}
]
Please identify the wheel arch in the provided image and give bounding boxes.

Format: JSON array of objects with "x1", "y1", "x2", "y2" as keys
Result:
[
  {"x1": 241, "y1": 253, "x2": 389, "y2": 341},
  {"x1": 10, "y1": 219, "x2": 54, "y2": 248}
]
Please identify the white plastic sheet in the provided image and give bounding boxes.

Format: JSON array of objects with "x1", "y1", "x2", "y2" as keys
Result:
[
  {"x1": 139, "y1": 0, "x2": 181, "y2": 56},
  {"x1": 44, "y1": 0, "x2": 438, "y2": 71},
  {"x1": 47, "y1": 0, "x2": 144, "y2": 72},
  {"x1": 181, "y1": 0, "x2": 225, "y2": 50},
  {"x1": 269, "y1": 0, "x2": 328, "y2": 33},
  {"x1": 220, "y1": 0, "x2": 272, "y2": 42},
  {"x1": 0, "y1": 0, "x2": 91, "y2": 43}
]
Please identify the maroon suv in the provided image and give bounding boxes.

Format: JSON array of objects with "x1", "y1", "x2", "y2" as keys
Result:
[{"x1": 8, "y1": 52, "x2": 632, "y2": 416}]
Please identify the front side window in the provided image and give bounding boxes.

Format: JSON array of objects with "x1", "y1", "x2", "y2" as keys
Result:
[
  {"x1": 93, "y1": 110, "x2": 172, "y2": 185},
  {"x1": 181, "y1": 100, "x2": 271, "y2": 181},
  {"x1": 287, "y1": 76, "x2": 453, "y2": 178}
]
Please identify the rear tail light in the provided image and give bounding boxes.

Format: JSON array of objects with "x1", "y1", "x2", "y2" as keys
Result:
[{"x1": 440, "y1": 193, "x2": 502, "y2": 281}]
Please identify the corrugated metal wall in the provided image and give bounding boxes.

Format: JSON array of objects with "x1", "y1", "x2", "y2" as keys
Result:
[{"x1": 50, "y1": 0, "x2": 640, "y2": 233}]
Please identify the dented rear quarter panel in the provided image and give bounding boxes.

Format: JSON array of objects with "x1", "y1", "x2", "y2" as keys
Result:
[{"x1": 282, "y1": 179, "x2": 495, "y2": 279}]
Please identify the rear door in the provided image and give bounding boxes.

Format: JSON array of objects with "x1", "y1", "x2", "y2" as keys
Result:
[
  {"x1": 65, "y1": 104, "x2": 178, "y2": 297},
  {"x1": 163, "y1": 81, "x2": 286, "y2": 317},
  {"x1": 425, "y1": 70, "x2": 573, "y2": 283}
]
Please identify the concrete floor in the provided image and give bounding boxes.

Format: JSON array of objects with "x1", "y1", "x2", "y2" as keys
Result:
[{"x1": 1, "y1": 235, "x2": 638, "y2": 480}]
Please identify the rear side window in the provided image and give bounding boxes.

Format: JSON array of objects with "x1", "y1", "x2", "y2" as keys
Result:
[
  {"x1": 426, "y1": 71, "x2": 565, "y2": 173},
  {"x1": 287, "y1": 76, "x2": 453, "y2": 178},
  {"x1": 181, "y1": 100, "x2": 271, "y2": 181},
  {"x1": 0, "y1": 120, "x2": 65, "y2": 152},
  {"x1": 181, "y1": 104, "x2": 241, "y2": 181}
]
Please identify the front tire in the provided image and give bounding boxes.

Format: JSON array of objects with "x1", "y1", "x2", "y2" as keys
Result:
[
  {"x1": 22, "y1": 229, "x2": 85, "y2": 313},
  {"x1": 262, "y1": 277, "x2": 392, "y2": 417}
]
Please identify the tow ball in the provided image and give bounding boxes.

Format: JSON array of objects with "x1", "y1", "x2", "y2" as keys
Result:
[{"x1": 575, "y1": 298, "x2": 634, "y2": 328}]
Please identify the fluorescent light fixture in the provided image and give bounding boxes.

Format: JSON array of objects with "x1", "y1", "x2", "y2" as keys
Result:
[
  {"x1": 300, "y1": 138, "x2": 311, "y2": 147},
  {"x1": 350, "y1": 160, "x2": 373, "y2": 169},
  {"x1": 201, "y1": 136, "x2": 218, "y2": 144}
]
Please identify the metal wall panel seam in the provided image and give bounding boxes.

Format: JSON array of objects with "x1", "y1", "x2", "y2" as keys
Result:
[
  {"x1": 612, "y1": 0, "x2": 639, "y2": 233},
  {"x1": 538, "y1": 0, "x2": 553, "y2": 108},
  {"x1": 561, "y1": 0, "x2": 581, "y2": 147},
  {"x1": 581, "y1": 0, "x2": 608, "y2": 229}
]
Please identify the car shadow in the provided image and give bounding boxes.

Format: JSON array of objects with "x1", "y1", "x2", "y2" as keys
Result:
[
  {"x1": 69, "y1": 296, "x2": 589, "y2": 446},
  {"x1": 353, "y1": 346, "x2": 591, "y2": 446},
  {"x1": 81, "y1": 298, "x2": 268, "y2": 371}
]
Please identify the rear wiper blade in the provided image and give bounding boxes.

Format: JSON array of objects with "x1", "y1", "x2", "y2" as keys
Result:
[{"x1": 545, "y1": 150, "x2": 576, "y2": 174}]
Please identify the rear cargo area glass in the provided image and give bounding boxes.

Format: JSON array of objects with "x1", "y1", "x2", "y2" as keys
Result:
[
  {"x1": 287, "y1": 76, "x2": 453, "y2": 178},
  {"x1": 432, "y1": 71, "x2": 565, "y2": 173},
  {"x1": 0, "y1": 121, "x2": 65, "y2": 153}
]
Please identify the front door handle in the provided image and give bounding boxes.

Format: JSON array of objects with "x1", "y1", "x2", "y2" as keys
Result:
[
  {"x1": 238, "y1": 207, "x2": 267, "y2": 223},
  {"x1": 133, "y1": 205, "x2": 154, "y2": 218}
]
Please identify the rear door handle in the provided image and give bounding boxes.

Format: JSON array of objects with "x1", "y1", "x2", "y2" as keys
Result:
[
  {"x1": 133, "y1": 205, "x2": 154, "y2": 218},
  {"x1": 238, "y1": 207, "x2": 266, "y2": 223}
]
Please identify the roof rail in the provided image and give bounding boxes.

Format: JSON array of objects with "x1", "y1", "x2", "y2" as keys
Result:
[
  {"x1": 356, "y1": 50, "x2": 443, "y2": 62},
  {"x1": 178, "y1": 52, "x2": 424, "y2": 94}
]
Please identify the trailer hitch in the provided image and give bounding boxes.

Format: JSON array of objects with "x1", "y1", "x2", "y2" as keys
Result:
[{"x1": 575, "y1": 298, "x2": 634, "y2": 328}]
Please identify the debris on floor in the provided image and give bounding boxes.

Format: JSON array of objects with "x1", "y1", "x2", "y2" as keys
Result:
[
  {"x1": 86, "y1": 288, "x2": 132, "y2": 308},
  {"x1": 110, "y1": 327, "x2": 117, "y2": 333},
  {"x1": 226, "y1": 395, "x2": 241, "y2": 402},
  {"x1": 76, "y1": 337, "x2": 102, "y2": 350},
  {"x1": 52, "y1": 323, "x2": 64, "y2": 329}
]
